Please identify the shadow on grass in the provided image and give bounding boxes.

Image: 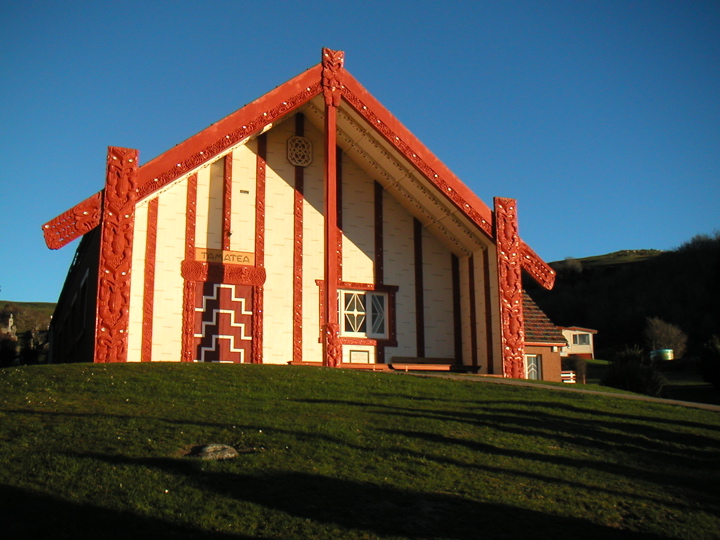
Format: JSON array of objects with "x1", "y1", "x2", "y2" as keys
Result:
[
  {"x1": 0, "y1": 483, "x2": 261, "y2": 540},
  {"x1": 68, "y1": 453, "x2": 661, "y2": 539}
]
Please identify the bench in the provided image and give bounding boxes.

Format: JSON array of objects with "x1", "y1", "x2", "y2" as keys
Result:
[
  {"x1": 389, "y1": 357, "x2": 479, "y2": 373},
  {"x1": 561, "y1": 370, "x2": 577, "y2": 384}
]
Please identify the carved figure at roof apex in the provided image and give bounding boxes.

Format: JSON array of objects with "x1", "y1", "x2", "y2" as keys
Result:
[{"x1": 321, "y1": 48, "x2": 345, "y2": 107}]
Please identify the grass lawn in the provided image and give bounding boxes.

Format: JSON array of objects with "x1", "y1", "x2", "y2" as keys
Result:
[{"x1": 0, "y1": 363, "x2": 718, "y2": 539}]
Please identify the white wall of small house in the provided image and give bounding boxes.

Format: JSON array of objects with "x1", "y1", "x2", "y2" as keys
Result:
[
  {"x1": 127, "y1": 199, "x2": 149, "y2": 362},
  {"x1": 151, "y1": 179, "x2": 188, "y2": 361},
  {"x1": 263, "y1": 120, "x2": 297, "y2": 364}
]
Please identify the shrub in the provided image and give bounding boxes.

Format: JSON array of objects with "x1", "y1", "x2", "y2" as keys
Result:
[
  {"x1": 602, "y1": 345, "x2": 667, "y2": 397},
  {"x1": 698, "y1": 335, "x2": 720, "y2": 391},
  {"x1": 561, "y1": 356, "x2": 587, "y2": 384}
]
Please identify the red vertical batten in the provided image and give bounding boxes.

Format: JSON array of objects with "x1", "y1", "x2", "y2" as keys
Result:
[
  {"x1": 494, "y1": 197, "x2": 525, "y2": 378},
  {"x1": 222, "y1": 153, "x2": 233, "y2": 251},
  {"x1": 336, "y1": 146, "x2": 343, "y2": 282},
  {"x1": 141, "y1": 197, "x2": 159, "y2": 362},
  {"x1": 468, "y1": 255, "x2": 478, "y2": 368},
  {"x1": 253, "y1": 134, "x2": 267, "y2": 364},
  {"x1": 483, "y1": 248, "x2": 494, "y2": 374},
  {"x1": 374, "y1": 181, "x2": 384, "y2": 285},
  {"x1": 94, "y1": 146, "x2": 139, "y2": 363},
  {"x1": 293, "y1": 114, "x2": 305, "y2": 364},
  {"x1": 374, "y1": 181, "x2": 385, "y2": 364},
  {"x1": 321, "y1": 48, "x2": 344, "y2": 367},
  {"x1": 181, "y1": 173, "x2": 198, "y2": 362},
  {"x1": 451, "y1": 254, "x2": 462, "y2": 365},
  {"x1": 413, "y1": 218, "x2": 425, "y2": 358}
]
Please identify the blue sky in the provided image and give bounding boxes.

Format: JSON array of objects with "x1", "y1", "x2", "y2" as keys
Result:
[{"x1": 1, "y1": 0, "x2": 718, "y2": 303}]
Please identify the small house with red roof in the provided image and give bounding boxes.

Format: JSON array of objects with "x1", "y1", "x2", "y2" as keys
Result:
[
  {"x1": 42, "y1": 49, "x2": 559, "y2": 379},
  {"x1": 560, "y1": 327, "x2": 598, "y2": 360}
]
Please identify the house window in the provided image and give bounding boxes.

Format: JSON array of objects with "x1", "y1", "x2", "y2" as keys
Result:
[
  {"x1": 573, "y1": 333, "x2": 590, "y2": 346},
  {"x1": 339, "y1": 290, "x2": 388, "y2": 339},
  {"x1": 525, "y1": 354, "x2": 542, "y2": 380}
]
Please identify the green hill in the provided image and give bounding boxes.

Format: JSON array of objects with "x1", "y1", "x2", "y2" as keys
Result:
[
  {"x1": 0, "y1": 363, "x2": 718, "y2": 539},
  {"x1": 525, "y1": 233, "x2": 720, "y2": 357},
  {"x1": 0, "y1": 300, "x2": 55, "y2": 333}
]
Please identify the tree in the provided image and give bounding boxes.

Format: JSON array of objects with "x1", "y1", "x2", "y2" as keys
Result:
[
  {"x1": 698, "y1": 335, "x2": 720, "y2": 390},
  {"x1": 643, "y1": 317, "x2": 687, "y2": 359}
]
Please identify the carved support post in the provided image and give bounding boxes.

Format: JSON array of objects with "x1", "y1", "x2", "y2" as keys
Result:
[
  {"x1": 494, "y1": 197, "x2": 525, "y2": 378},
  {"x1": 95, "y1": 147, "x2": 139, "y2": 363},
  {"x1": 321, "y1": 48, "x2": 345, "y2": 367}
]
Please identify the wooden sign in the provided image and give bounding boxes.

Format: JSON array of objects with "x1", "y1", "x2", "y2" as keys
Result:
[{"x1": 195, "y1": 248, "x2": 255, "y2": 266}]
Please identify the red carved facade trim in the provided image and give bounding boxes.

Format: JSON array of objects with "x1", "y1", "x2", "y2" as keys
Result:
[
  {"x1": 494, "y1": 197, "x2": 524, "y2": 378},
  {"x1": 181, "y1": 260, "x2": 266, "y2": 286},
  {"x1": 324, "y1": 322, "x2": 342, "y2": 367},
  {"x1": 253, "y1": 134, "x2": 267, "y2": 364},
  {"x1": 520, "y1": 241, "x2": 555, "y2": 290},
  {"x1": 141, "y1": 197, "x2": 159, "y2": 362},
  {"x1": 323, "y1": 87, "x2": 340, "y2": 367},
  {"x1": 181, "y1": 173, "x2": 198, "y2": 362},
  {"x1": 322, "y1": 48, "x2": 345, "y2": 107},
  {"x1": 94, "y1": 147, "x2": 139, "y2": 363},
  {"x1": 293, "y1": 115, "x2": 305, "y2": 364},
  {"x1": 223, "y1": 153, "x2": 233, "y2": 251},
  {"x1": 42, "y1": 192, "x2": 102, "y2": 250}
]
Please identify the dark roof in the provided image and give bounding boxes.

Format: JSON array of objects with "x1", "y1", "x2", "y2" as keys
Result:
[{"x1": 523, "y1": 292, "x2": 567, "y2": 345}]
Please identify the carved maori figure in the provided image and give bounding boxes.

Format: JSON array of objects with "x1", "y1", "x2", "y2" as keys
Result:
[
  {"x1": 322, "y1": 48, "x2": 345, "y2": 107},
  {"x1": 324, "y1": 322, "x2": 342, "y2": 367},
  {"x1": 494, "y1": 197, "x2": 525, "y2": 378},
  {"x1": 95, "y1": 147, "x2": 139, "y2": 363}
]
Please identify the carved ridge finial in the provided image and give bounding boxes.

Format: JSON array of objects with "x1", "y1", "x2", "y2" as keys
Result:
[{"x1": 321, "y1": 48, "x2": 345, "y2": 107}]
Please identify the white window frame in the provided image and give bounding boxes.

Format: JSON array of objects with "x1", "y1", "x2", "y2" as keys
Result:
[
  {"x1": 339, "y1": 290, "x2": 389, "y2": 339},
  {"x1": 525, "y1": 354, "x2": 543, "y2": 380},
  {"x1": 573, "y1": 333, "x2": 590, "y2": 346}
]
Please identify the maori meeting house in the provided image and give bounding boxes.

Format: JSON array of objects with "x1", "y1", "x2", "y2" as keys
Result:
[{"x1": 42, "y1": 48, "x2": 566, "y2": 381}]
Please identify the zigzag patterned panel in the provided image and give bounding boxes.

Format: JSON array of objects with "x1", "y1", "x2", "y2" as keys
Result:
[{"x1": 193, "y1": 283, "x2": 253, "y2": 363}]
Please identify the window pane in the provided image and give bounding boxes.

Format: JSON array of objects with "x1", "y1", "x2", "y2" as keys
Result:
[
  {"x1": 342, "y1": 292, "x2": 366, "y2": 334},
  {"x1": 370, "y1": 294, "x2": 386, "y2": 335}
]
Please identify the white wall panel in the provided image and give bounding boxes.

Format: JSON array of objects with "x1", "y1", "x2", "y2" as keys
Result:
[
  {"x1": 127, "y1": 200, "x2": 149, "y2": 362},
  {"x1": 263, "y1": 120, "x2": 295, "y2": 364},
  {"x1": 422, "y1": 230, "x2": 454, "y2": 358},
  {"x1": 382, "y1": 191, "x2": 416, "y2": 360},
  {"x1": 340, "y1": 155, "x2": 374, "y2": 284},
  {"x1": 301, "y1": 121, "x2": 325, "y2": 363},
  {"x1": 230, "y1": 142, "x2": 257, "y2": 254},
  {"x1": 195, "y1": 166, "x2": 211, "y2": 250},
  {"x1": 151, "y1": 179, "x2": 188, "y2": 361}
]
